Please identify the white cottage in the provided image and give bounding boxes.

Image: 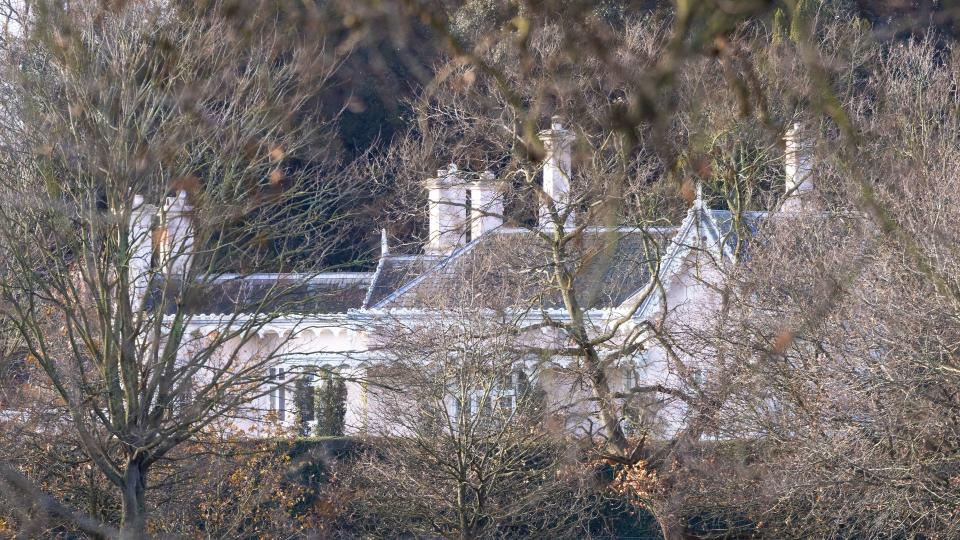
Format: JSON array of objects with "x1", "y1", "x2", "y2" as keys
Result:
[{"x1": 137, "y1": 121, "x2": 815, "y2": 438}]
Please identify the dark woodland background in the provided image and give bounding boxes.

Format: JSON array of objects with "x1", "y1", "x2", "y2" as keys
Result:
[{"x1": 308, "y1": 0, "x2": 960, "y2": 269}]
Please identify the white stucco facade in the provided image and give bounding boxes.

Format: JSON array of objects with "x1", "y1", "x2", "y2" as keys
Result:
[{"x1": 151, "y1": 121, "x2": 813, "y2": 440}]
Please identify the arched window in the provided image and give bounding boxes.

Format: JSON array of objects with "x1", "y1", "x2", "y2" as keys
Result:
[
  {"x1": 315, "y1": 369, "x2": 347, "y2": 437},
  {"x1": 268, "y1": 367, "x2": 286, "y2": 422},
  {"x1": 294, "y1": 368, "x2": 317, "y2": 436}
]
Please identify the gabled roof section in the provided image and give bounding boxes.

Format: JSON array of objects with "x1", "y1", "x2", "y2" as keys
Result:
[
  {"x1": 373, "y1": 226, "x2": 677, "y2": 311},
  {"x1": 628, "y1": 204, "x2": 768, "y2": 320},
  {"x1": 370, "y1": 235, "x2": 492, "y2": 308},
  {"x1": 362, "y1": 254, "x2": 443, "y2": 308}
]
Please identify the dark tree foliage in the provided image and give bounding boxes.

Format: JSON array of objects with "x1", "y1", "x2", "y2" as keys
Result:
[{"x1": 315, "y1": 373, "x2": 348, "y2": 437}]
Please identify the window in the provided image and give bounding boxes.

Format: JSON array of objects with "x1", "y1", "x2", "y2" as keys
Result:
[
  {"x1": 452, "y1": 367, "x2": 537, "y2": 420},
  {"x1": 269, "y1": 368, "x2": 276, "y2": 412},
  {"x1": 268, "y1": 367, "x2": 286, "y2": 421},
  {"x1": 278, "y1": 368, "x2": 285, "y2": 421},
  {"x1": 495, "y1": 370, "x2": 524, "y2": 412},
  {"x1": 691, "y1": 368, "x2": 705, "y2": 388},
  {"x1": 623, "y1": 365, "x2": 636, "y2": 393},
  {"x1": 621, "y1": 362, "x2": 642, "y2": 435}
]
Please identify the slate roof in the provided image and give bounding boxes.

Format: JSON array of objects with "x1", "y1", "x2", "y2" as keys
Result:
[
  {"x1": 704, "y1": 209, "x2": 768, "y2": 260},
  {"x1": 149, "y1": 273, "x2": 373, "y2": 316},
  {"x1": 374, "y1": 227, "x2": 678, "y2": 311},
  {"x1": 362, "y1": 255, "x2": 443, "y2": 308},
  {"x1": 151, "y1": 207, "x2": 773, "y2": 318}
]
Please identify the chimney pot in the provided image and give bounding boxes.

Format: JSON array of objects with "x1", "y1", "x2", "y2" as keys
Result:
[
  {"x1": 425, "y1": 163, "x2": 468, "y2": 255},
  {"x1": 380, "y1": 228, "x2": 390, "y2": 256},
  {"x1": 538, "y1": 119, "x2": 576, "y2": 229},
  {"x1": 783, "y1": 122, "x2": 814, "y2": 211},
  {"x1": 469, "y1": 171, "x2": 504, "y2": 239}
]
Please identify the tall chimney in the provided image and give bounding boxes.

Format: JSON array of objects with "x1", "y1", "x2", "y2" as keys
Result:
[
  {"x1": 783, "y1": 122, "x2": 814, "y2": 211},
  {"x1": 129, "y1": 194, "x2": 156, "y2": 306},
  {"x1": 380, "y1": 228, "x2": 390, "y2": 257},
  {"x1": 160, "y1": 190, "x2": 195, "y2": 276},
  {"x1": 539, "y1": 116, "x2": 576, "y2": 229},
  {"x1": 469, "y1": 170, "x2": 503, "y2": 239},
  {"x1": 425, "y1": 164, "x2": 468, "y2": 255}
]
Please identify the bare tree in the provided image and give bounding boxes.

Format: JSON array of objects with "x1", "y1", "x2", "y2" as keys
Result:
[
  {"x1": 686, "y1": 32, "x2": 960, "y2": 537},
  {"x1": 0, "y1": 0, "x2": 955, "y2": 536},
  {"x1": 348, "y1": 7, "x2": 760, "y2": 536},
  {"x1": 0, "y1": 1, "x2": 357, "y2": 535},
  {"x1": 343, "y1": 1, "x2": 923, "y2": 536},
  {"x1": 345, "y1": 296, "x2": 610, "y2": 539}
]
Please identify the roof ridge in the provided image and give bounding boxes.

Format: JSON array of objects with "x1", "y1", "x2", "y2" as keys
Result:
[
  {"x1": 361, "y1": 255, "x2": 389, "y2": 309},
  {"x1": 207, "y1": 272, "x2": 374, "y2": 283},
  {"x1": 371, "y1": 235, "x2": 487, "y2": 308}
]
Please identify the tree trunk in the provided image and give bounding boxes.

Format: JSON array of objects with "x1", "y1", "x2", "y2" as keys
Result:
[
  {"x1": 653, "y1": 506, "x2": 686, "y2": 540},
  {"x1": 585, "y1": 346, "x2": 631, "y2": 456},
  {"x1": 119, "y1": 460, "x2": 148, "y2": 539},
  {"x1": 457, "y1": 481, "x2": 469, "y2": 540},
  {"x1": 552, "y1": 244, "x2": 632, "y2": 458}
]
